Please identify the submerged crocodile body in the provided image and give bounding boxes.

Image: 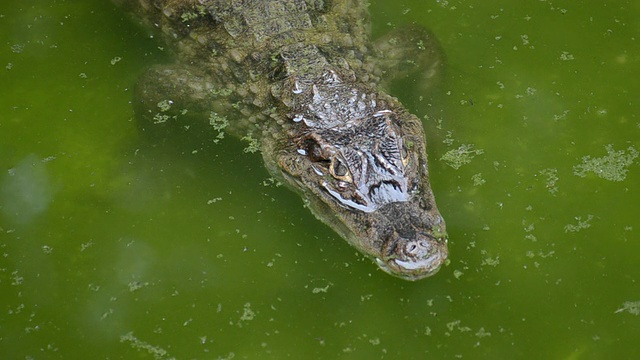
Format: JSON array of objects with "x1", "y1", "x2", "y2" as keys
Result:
[{"x1": 115, "y1": 0, "x2": 448, "y2": 280}]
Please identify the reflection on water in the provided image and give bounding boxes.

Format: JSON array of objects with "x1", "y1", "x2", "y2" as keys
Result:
[{"x1": 1, "y1": 0, "x2": 639, "y2": 359}]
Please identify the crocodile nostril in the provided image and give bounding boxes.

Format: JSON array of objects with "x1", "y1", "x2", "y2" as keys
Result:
[{"x1": 406, "y1": 241, "x2": 426, "y2": 256}]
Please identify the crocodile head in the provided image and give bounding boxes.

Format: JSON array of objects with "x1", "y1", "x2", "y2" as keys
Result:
[{"x1": 264, "y1": 70, "x2": 448, "y2": 280}]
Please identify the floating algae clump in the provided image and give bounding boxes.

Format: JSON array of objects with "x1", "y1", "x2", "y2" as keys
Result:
[
  {"x1": 615, "y1": 301, "x2": 640, "y2": 315},
  {"x1": 440, "y1": 144, "x2": 484, "y2": 170},
  {"x1": 573, "y1": 144, "x2": 638, "y2": 182}
]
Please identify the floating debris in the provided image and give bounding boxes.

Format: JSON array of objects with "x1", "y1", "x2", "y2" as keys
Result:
[
  {"x1": 615, "y1": 301, "x2": 640, "y2": 315},
  {"x1": 475, "y1": 327, "x2": 492, "y2": 338},
  {"x1": 110, "y1": 56, "x2": 122, "y2": 65},
  {"x1": 538, "y1": 168, "x2": 559, "y2": 194},
  {"x1": 564, "y1": 215, "x2": 594, "y2": 233},
  {"x1": 157, "y1": 100, "x2": 172, "y2": 112},
  {"x1": 481, "y1": 256, "x2": 500, "y2": 267},
  {"x1": 207, "y1": 197, "x2": 223, "y2": 204},
  {"x1": 440, "y1": 144, "x2": 484, "y2": 170},
  {"x1": 573, "y1": 145, "x2": 638, "y2": 182},
  {"x1": 209, "y1": 112, "x2": 229, "y2": 143},
  {"x1": 311, "y1": 282, "x2": 333, "y2": 294},
  {"x1": 241, "y1": 134, "x2": 260, "y2": 153},
  {"x1": 472, "y1": 173, "x2": 486, "y2": 186},
  {"x1": 128, "y1": 281, "x2": 149, "y2": 292},
  {"x1": 560, "y1": 51, "x2": 574, "y2": 61},
  {"x1": 10, "y1": 43, "x2": 25, "y2": 53},
  {"x1": 120, "y1": 332, "x2": 175, "y2": 360},
  {"x1": 453, "y1": 269, "x2": 464, "y2": 279},
  {"x1": 237, "y1": 302, "x2": 256, "y2": 327}
]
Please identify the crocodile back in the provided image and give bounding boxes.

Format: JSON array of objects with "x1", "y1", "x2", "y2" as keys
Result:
[
  {"x1": 202, "y1": 0, "x2": 318, "y2": 43},
  {"x1": 117, "y1": 0, "x2": 369, "y2": 55}
]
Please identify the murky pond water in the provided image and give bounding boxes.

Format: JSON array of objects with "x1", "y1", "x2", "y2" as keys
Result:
[{"x1": 1, "y1": 0, "x2": 639, "y2": 359}]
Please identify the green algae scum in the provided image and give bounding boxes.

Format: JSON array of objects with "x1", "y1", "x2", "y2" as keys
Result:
[{"x1": 1, "y1": 0, "x2": 639, "y2": 358}]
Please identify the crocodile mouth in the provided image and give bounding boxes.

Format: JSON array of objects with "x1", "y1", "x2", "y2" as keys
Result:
[{"x1": 277, "y1": 152, "x2": 449, "y2": 281}]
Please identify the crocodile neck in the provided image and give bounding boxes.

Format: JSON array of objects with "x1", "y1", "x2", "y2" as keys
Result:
[{"x1": 200, "y1": 0, "x2": 369, "y2": 103}]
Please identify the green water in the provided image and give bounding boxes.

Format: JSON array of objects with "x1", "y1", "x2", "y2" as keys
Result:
[{"x1": 1, "y1": 0, "x2": 639, "y2": 358}]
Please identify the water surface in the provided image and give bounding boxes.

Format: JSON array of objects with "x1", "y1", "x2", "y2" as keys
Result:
[{"x1": 1, "y1": 0, "x2": 639, "y2": 358}]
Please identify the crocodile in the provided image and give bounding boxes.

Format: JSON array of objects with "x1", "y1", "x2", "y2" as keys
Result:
[{"x1": 114, "y1": 0, "x2": 448, "y2": 280}]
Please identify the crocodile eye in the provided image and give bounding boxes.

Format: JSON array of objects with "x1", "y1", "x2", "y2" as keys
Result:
[
  {"x1": 330, "y1": 157, "x2": 353, "y2": 183},
  {"x1": 303, "y1": 138, "x2": 327, "y2": 163},
  {"x1": 333, "y1": 159, "x2": 347, "y2": 176}
]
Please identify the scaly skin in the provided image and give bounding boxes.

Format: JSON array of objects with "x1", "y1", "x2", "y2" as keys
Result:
[{"x1": 115, "y1": 0, "x2": 448, "y2": 280}]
